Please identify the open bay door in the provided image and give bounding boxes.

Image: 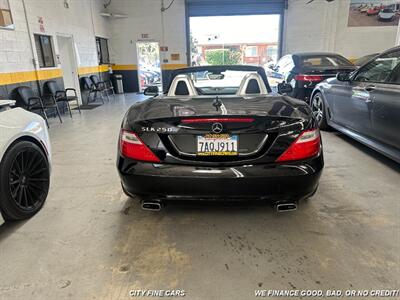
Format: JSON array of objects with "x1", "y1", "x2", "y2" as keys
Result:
[
  {"x1": 185, "y1": 0, "x2": 286, "y2": 64},
  {"x1": 185, "y1": 0, "x2": 286, "y2": 16}
]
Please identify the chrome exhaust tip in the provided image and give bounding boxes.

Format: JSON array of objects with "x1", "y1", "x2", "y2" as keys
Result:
[
  {"x1": 141, "y1": 200, "x2": 162, "y2": 211},
  {"x1": 276, "y1": 202, "x2": 297, "y2": 212}
]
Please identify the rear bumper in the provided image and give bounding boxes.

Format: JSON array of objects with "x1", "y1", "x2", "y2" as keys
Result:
[{"x1": 118, "y1": 155, "x2": 323, "y2": 201}]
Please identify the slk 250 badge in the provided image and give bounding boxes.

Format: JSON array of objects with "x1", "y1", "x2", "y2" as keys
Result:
[{"x1": 141, "y1": 127, "x2": 174, "y2": 133}]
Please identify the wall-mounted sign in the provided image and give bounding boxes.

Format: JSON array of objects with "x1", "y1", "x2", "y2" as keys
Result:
[
  {"x1": 348, "y1": 0, "x2": 400, "y2": 27},
  {"x1": 171, "y1": 53, "x2": 180, "y2": 61},
  {"x1": 141, "y1": 33, "x2": 149, "y2": 39},
  {"x1": 38, "y1": 16, "x2": 45, "y2": 32},
  {"x1": 160, "y1": 46, "x2": 168, "y2": 52},
  {"x1": 0, "y1": 0, "x2": 15, "y2": 29}
]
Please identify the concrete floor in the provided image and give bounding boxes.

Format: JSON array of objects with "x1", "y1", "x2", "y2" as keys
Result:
[{"x1": 0, "y1": 93, "x2": 399, "y2": 300}]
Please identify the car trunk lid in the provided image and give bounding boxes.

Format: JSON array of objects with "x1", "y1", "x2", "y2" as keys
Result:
[{"x1": 128, "y1": 95, "x2": 311, "y2": 164}]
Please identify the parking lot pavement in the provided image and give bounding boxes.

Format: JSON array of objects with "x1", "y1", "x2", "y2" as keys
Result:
[
  {"x1": 348, "y1": 10, "x2": 399, "y2": 27},
  {"x1": 0, "y1": 93, "x2": 399, "y2": 300}
]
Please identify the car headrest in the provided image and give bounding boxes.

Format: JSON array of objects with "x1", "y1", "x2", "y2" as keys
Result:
[
  {"x1": 237, "y1": 73, "x2": 268, "y2": 96},
  {"x1": 175, "y1": 81, "x2": 190, "y2": 96},
  {"x1": 167, "y1": 74, "x2": 198, "y2": 97},
  {"x1": 245, "y1": 79, "x2": 261, "y2": 94}
]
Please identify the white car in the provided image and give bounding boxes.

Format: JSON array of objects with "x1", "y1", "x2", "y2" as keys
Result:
[
  {"x1": 378, "y1": 8, "x2": 395, "y2": 21},
  {"x1": 0, "y1": 100, "x2": 51, "y2": 224},
  {"x1": 360, "y1": 6, "x2": 370, "y2": 13}
]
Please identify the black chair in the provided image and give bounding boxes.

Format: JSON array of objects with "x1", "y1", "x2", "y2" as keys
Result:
[
  {"x1": 44, "y1": 81, "x2": 81, "y2": 117},
  {"x1": 90, "y1": 74, "x2": 115, "y2": 101},
  {"x1": 82, "y1": 77, "x2": 104, "y2": 104},
  {"x1": 16, "y1": 86, "x2": 62, "y2": 127}
]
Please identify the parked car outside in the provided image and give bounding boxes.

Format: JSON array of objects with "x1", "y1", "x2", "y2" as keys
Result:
[
  {"x1": 367, "y1": 6, "x2": 381, "y2": 16},
  {"x1": 378, "y1": 8, "x2": 395, "y2": 21},
  {"x1": 310, "y1": 46, "x2": 400, "y2": 163},
  {"x1": 271, "y1": 52, "x2": 356, "y2": 102},
  {"x1": 0, "y1": 100, "x2": 51, "y2": 222}
]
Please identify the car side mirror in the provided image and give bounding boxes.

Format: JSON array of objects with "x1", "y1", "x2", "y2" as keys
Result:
[
  {"x1": 336, "y1": 72, "x2": 350, "y2": 82},
  {"x1": 277, "y1": 82, "x2": 293, "y2": 94},
  {"x1": 144, "y1": 86, "x2": 159, "y2": 96}
]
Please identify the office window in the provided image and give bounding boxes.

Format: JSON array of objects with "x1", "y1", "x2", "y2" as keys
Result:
[
  {"x1": 0, "y1": 0, "x2": 14, "y2": 29},
  {"x1": 34, "y1": 34, "x2": 55, "y2": 68},
  {"x1": 266, "y1": 46, "x2": 278, "y2": 61},
  {"x1": 96, "y1": 37, "x2": 110, "y2": 64},
  {"x1": 245, "y1": 46, "x2": 257, "y2": 57}
]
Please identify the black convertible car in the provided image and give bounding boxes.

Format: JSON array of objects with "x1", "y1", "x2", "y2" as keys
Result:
[
  {"x1": 117, "y1": 65, "x2": 323, "y2": 211},
  {"x1": 270, "y1": 52, "x2": 356, "y2": 102},
  {"x1": 311, "y1": 46, "x2": 400, "y2": 163}
]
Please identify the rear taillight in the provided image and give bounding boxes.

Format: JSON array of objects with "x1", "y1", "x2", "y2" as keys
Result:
[
  {"x1": 276, "y1": 129, "x2": 321, "y2": 162},
  {"x1": 295, "y1": 74, "x2": 323, "y2": 82},
  {"x1": 119, "y1": 129, "x2": 161, "y2": 163}
]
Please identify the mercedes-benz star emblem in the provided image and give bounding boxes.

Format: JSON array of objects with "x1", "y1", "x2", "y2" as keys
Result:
[{"x1": 212, "y1": 122, "x2": 223, "y2": 134}]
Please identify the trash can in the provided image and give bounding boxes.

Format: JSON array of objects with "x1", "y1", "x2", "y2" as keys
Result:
[{"x1": 112, "y1": 74, "x2": 124, "y2": 94}]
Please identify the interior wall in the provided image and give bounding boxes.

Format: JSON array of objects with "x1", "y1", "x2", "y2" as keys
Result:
[
  {"x1": 2, "y1": 0, "x2": 399, "y2": 99},
  {"x1": 23, "y1": 0, "x2": 111, "y2": 74},
  {"x1": 283, "y1": 0, "x2": 398, "y2": 59},
  {"x1": 108, "y1": 0, "x2": 187, "y2": 92},
  {"x1": 0, "y1": 0, "x2": 110, "y2": 100}
]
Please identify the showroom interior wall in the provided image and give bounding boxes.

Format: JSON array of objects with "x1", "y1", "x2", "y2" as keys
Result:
[
  {"x1": 283, "y1": 0, "x2": 398, "y2": 59},
  {"x1": 2, "y1": 0, "x2": 399, "y2": 98},
  {"x1": 106, "y1": 0, "x2": 398, "y2": 92},
  {"x1": 0, "y1": 0, "x2": 110, "y2": 100},
  {"x1": 107, "y1": 0, "x2": 187, "y2": 92}
]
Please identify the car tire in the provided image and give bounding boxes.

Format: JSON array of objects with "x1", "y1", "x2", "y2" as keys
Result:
[
  {"x1": 0, "y1": 141, "x2": 50, "y2": 221},
  {"x1": 311, "y1": 92, "x2": 328, "y2": 130}
]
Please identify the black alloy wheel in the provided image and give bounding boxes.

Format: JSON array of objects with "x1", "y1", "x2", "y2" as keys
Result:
[
  {"x1": 311, "y1": 92, "x2": 328, "y2": 130},
  {"x1": 0, "y1": 141, "x2": 50, "y2": 220}
]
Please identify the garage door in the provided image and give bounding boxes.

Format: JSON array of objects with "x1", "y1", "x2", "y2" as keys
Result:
[{"x1": 186, "y1": 0, "x2": 286, "y2": 17}]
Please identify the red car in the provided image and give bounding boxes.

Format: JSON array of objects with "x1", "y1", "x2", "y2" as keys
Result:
[{"x1": 367, "y1": 6, "x2": 381, "y2": 15}]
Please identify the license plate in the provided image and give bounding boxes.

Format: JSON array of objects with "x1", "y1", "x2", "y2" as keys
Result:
[{"x1": 197, "y1": 134, "x2": 238, "y2": 156}]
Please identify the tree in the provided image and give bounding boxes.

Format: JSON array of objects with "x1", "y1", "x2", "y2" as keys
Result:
[
  {"x1": 205, "y1": 49, "x2": 242, "y2": 65},
  {"x1": 137, "y1": 42, "x2": 159, "y2": 66}
]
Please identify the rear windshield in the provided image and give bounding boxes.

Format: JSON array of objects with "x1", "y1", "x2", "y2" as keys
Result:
[
  {"x1": 300, "y1": 55, "x2": 353, "y2": 68},
  {"x1": 354, "y1": 54, "x2": 377, "y2": 66},
  {"x1": 186, "y1": 70, "x2": 260, "y2": 95}
]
